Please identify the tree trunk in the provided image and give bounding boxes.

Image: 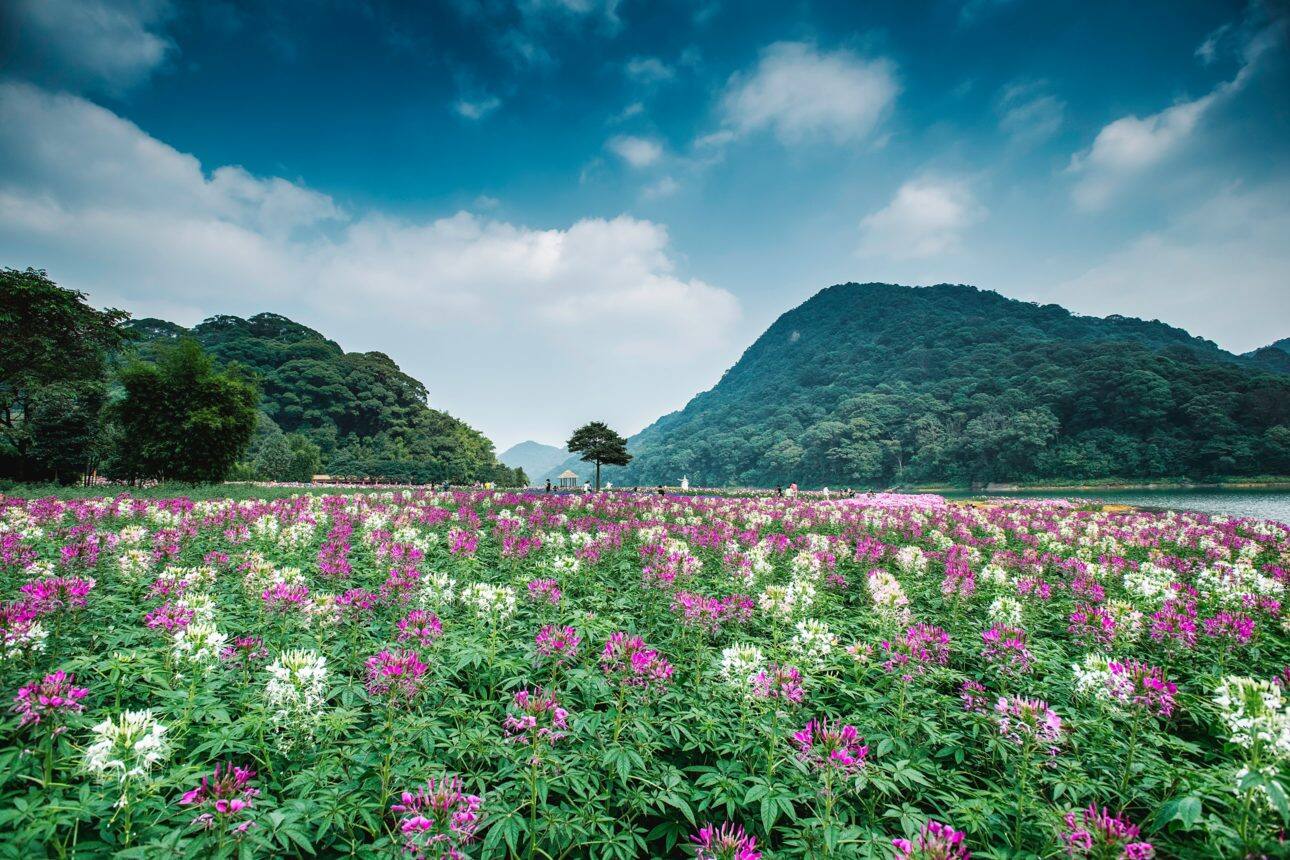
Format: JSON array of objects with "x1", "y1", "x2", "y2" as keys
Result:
[{"x1": 595, "y1": 460, "x2": 601, "y2": 491}]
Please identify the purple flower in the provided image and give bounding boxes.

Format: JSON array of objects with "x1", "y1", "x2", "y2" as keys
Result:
[
  {"x1": 792, "y1": 718, "x2": 868, "y2": 774},
  {"x1": 994, "y1": 696, "x2": 1063, "y2": 751},
  {"x1": 600, "y1": 632, "x2": 673, "y2": 690},
  {"x1": 1062, "y1": 805, "x2": 1153, "y2": 858},
  {"x1": 220, "y1": 636, "x2": 268, "y2": 668},
  {"x1": 365, "y1": 649, "x2": 429, "y2": 702},
  {"x1": 751, "y1": 664, "x2": 805, "y2": 704},
  {"x1": 397, "y1": 610, "x2": 443, "y2": 648},
  {"x1": 980, "y1": 624, "x2": 1033, "y2": 675},
  {"x1": 502, "y1": 688, "x2": 570, "y2": 747},
  {"x1": 672, "y1": 591, "x2": 756, "y2": 635},
  {"x1": 526, "y1": 579, "x2": 562, "y2": 605},
  {"x1": 691, "y1": 822, "x2": 761, "y2": 860},
  {"x1": 881, "y1": 624, "x2": 951, "y2": 679},
  {"x1": 535, "y1": 624, "x2": 581, "y2": 665},
  {"x1": 892, "y1": 819, "x2": 971, "y2": 859},
  {"x1": 12, "y1": 669, "x2": 88, "y2": 730},
  {"x1": 390, "y1": 775, "x2": 483, "y2": 859},
  {"x1": 179, "y1": 763, "x2": 258, "y2": 835}
]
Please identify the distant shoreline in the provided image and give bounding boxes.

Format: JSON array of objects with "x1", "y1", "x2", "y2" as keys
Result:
[{"x1": 910, "y1": 477, "x2": 1290, "y2": 493}]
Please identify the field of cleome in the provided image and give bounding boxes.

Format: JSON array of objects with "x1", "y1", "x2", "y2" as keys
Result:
[{"x1": 1, "y1": 490, "x2": 1288, "y2": 859}]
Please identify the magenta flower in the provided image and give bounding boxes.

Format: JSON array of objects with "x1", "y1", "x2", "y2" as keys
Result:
[
  {"x1": 535, "y1": 624, "x2": 582, "y2": 665},
  {"x1": 390, "y1": 775, "x2": 484, "y2": 859},
  {"x1": 980, "y1": 624, "x2": 1033, "y2": 675},
  {"x1": 261, "y1": 582, "x2": 310, "y2": 612},
  {"x1": 994, "y1": 696, "x2": 1063, "y2": 751},
  {"x1": 20, "y1": 576, "x2": 95, "y2": 613},
  {"x1": 960, "y1": 679, "x2": 990, "y2": 713},
  {"x1": 526, "y1": 578, "x2": 562, "y2": 605},
  {"x1": 397, "y1": 610, "x2": 443, "y2": 648},
  {"x1": 448, "y1": 528, "x2": 478, "y2": 556},
  {"x1": 600, "y1": 632, "x2": 674, "y2": 690},
  {"x1": 1105, "y1": 659, "x2": 1177, "y2": 718},
  {"x1": 1062, "y1": 805, "x2": 1153, "y2": 858},
  {"x1": 691, "y1": 822, "x2": 761, "y2": 860},
  {"x1": 144, "y1": 601, "x2": 195, "y2": 632},
  {"x1": 12, "y1": 670, "x2": 88, "y2": 731},
  {"x1": 751, "y1": 664, "x2": 805, "y2": 704},
  {"x1": 881, "y1": 624, "x2": 951, "y2": 679},
  {"x1": 365, "y1": 649, "x2": 429, "y2": 702},
  {"x1": 179, "y1": 763, "x2": 259, "y2": 836},
  {"x1": 672, "y1": 591, "x2": 756, "y2": 635},
  {"x1": 892, "y1": 819, "x2": 971, "y2": 860},
  {"x1": 1202, "y1": 611, "x2": 1255, "y2": 647},
  {"x1": 220, "y1": 636, "x2": 268, "y2": 668},
  {"x1": 502, "y1": 688, "x2": 570, "y2": 748},
  {"x1": 792, "y1": 718, "x2": 868, "y2": 774}
]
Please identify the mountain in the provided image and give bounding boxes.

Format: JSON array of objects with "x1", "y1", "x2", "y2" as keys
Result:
[
  {"x1": 125, "y1": 313, "x2": 522, "y2": 485},
  {"x1": 499, "y1": 441, "x2": 568, "y2": 484},
  {"x1": 572, "y1": 283, "x2": 1290, "y2": 488},
  {"x1": 1244, "y1": 338, "x2": 1290, "y2": 374}
]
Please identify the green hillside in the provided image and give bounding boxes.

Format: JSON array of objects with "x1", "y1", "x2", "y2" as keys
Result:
[
  {"x1": 126, "y1": 313, "x2": 521, "y2": 485},
  {"x1": 582, "y1": 283, "x2": 1290, "y2": 488}
]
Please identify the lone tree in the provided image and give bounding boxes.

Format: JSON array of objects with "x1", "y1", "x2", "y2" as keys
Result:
[{"x1": 567, "y1": 421, "x2": 632, "y2": 491}]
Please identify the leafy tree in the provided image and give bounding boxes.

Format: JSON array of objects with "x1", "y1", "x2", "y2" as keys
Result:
[
  {"x1": 285, "y1": 434, "x2": 322, "y2": 482},
  {"x1": 26, "y1": 382, "x2": 109, "y2": 484},
  {"x1": 111, "y1": 339, "x2": 258, "y2": 482},
  {"x1": 0, "y1": 268, "x2": 129, "y2": 479},
  {"x1": 567, "y1": 421, "x2": 632, "y2": 490},
  {"x1": 253, "y1": 433, "x2": 294, "y2": 481}
]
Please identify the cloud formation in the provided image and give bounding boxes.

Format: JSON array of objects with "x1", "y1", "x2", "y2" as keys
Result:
[
  {"x1": 0, "y1": 0, "x2": 175, "y2": 94},
  {"x1": 717, "y1": 42, "x2": 898, "y2": 145},
  {"x1": 0, "y1": 82, "x2": 740, "y2": 446},
  {"x1": 1068, "y1": 7, "x2": 1286, "y2": 210},
  {"x1": 857, "y1": 177, "x2": 984, "y2": 259},
  {"x1": 996, "y1": 80, "x2": 1065, "y2": 147},
  {"x1": 607, "y1": 135, "x2": 664, "y2": 168}
]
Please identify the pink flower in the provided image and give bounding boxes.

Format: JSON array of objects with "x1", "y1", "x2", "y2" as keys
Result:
[
  {"x1": 502, "y1": 688, "x2": 569, "y2": 747},
  {"x1": 390, "y1": 775, "x2": 484, "y2": 859},
  {"x1": 751, "y1": 664, "x2": 805, "y2": 704},
  {"x1": 671, "y1": 591, "x2": 755, "y2": 635},
  {"x1": 960, "y1": 680, "x2": 989, "y2": 713},
  {"x1": 144, "y1": 601, "x2": 194, "y2": 632},
  {"x1": 526, "y1": 578, "x2": 563, "y2": 605},
  {"x1": 261, "y1": 582, "x2": 310, "y2": 612},
  {"x1": 12, "y1": 670, "x2": 88, "y2": 730},
  {"x1": 994, "y1": 696, "x2": 1063, "y2": 751},
  {"x1": 600, "y1": 632, "x2": 673, "y2": 690},
  {"x1": 691, "y1": 822, "x2": 761, "y2": 860},
  {"x1": 397, "y1": 610, "x2": 443, "y2": 648},
  {"x1": 535, "y1": 625, "x2": 581, "y2": 665},
  {"x1": 1105, "y1": 659, "x2": 1177, "y2": 718},
  {"x1": 365, "y1": 649, "x2": 429, "y2": 702},
  {"x1": 1062, "y1": 805, "x2": 1152, "y2": 858},
  {"x1": 892, "y1": 819, "x2": 971, "y2": 860},
  {"x1": 792, "y1": 718, "x2": 868, "y2": 774},
  {"x1": 179, "y1": 763, "x2": 258, "y2": 835},
  {"x1": 881, "y1": 624, "x2": 951, "y2": 680},
  {"x1": 980, "y1": 624, "x2": 1033, "y2": 675},
  {"x1": 20, "y1": 576, "x2": 95, "y2": 613},
  {"x1": 220, "y1": 636, "x2": 268, "y2": 668}
]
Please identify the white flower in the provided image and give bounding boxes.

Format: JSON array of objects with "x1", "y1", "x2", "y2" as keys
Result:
[
  {"x1": 719, "y1": 643, "x2": 766, "y2": 688},
  {"x1": 171, "y1": 621, "x2": 227, "y2": 667},
  {"x1": 988, "y1": 595, "x2": 1023, "y2": 626},
  {"x1": 895, "y1": 546, "x2": 927, "y2": 575},
  {"x1": 866, "y1": 569, "x2": 911, "y2": 626},
  {"x1": 788, "y1": 619, "x2": 837, "y2": 668},
  {"x1": 264, "y1": 649, "x2": 330, "y2": 751},
  {"x1": 417, "y1": 572, "x2": 458, "y2": 607},
  {"x1": 458, "y1": 583, "x2": 517, "y2": 620},
  {"x1": 1215, "y1": 676, "x2": 1290, "y2": 756},
  {"x1": 84, "y1": 710, "x2": 171, "y2": 802}
]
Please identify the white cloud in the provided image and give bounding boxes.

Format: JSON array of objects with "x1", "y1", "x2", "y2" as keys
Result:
[
  {"x1": 1, "y1": 0, "x2": 175, "y2": 94},
  {"x1": 996, "y1": 80, "x2": 1065, "y2": 146},
  {"x1": 717, "y1": 42, "x2": 898, "y2": 145},
  {"x1": 1068, "y1": 8, "x2": 1286, "y2": 211},
  {"x1": 0, "y1": 81, "x2": 741, "y2": 447},
  {"x1": 1052, "y1": 182, "x2": 1290, "y2": 353},
  {"x1": 606, "y1": 135, "x2": 663, "y2": 168},
  {"x1": 642, "y1": 176, "x2": 680, "y2": 199},
  {"x1": 857, "y1": 177, "x2": 985, "y2": 259},
  {"x1": 624, "y1": 56, "x2": 674, "y2": 84},
  {"x1": 454, "y1": 95, "x2": 502, "y2": 120}
]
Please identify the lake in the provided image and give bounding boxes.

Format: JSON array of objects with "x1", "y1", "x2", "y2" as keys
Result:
[{"x1": 943, "y1": 488, "x2": 1290, "y2": 523}]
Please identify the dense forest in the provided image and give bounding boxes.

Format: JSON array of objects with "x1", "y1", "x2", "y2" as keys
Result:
[
  {"x1": 563, "y1": 283, "x2": 1290, "y2": 488},
  {"x1": 127, "y1": 313, "x2": 523, "y2": 486}
]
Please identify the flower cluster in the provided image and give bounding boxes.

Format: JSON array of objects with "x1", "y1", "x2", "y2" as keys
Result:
[
  {"x1": 600, "y1": 632, "x2": 674, "y2": 689},
  {"x1": 365, "y1": 649, "x2": 429, "y2": 702},
  {"x1": 691, "y1": 822, "x2": 761, "y2": 860},
  {"x1": 502, "y1": 687, "x2": 570, "y2": 747},
  {"x1": 390, "y1": 776, "x2": 484, "y2": 860},
  {"x1": 892, "y1": 819, "x2": 971, "y2": 860},
  {"x1": 179, "y1": 763, "x2": 259, "y2": 836},
  {"x1": 535, "y1": 624, "x2": 582, "y2": 665},
  {"x1": 994, "y1": 696, "x2": 1063, "y2": 751},
  {"x1": 751, "y1": 663, "x2": 805, "y2": 704},
  {"x1": 397, "y1": 610, "x2": 443, "y2": 648},
  {"x1": 12, "y1": 669, "x2": 88, "y2": 731},
  {"x1": 84, "y1": 710, "x2": 171, "y2": 803},
  {"x1": 264, "y1": 649, "x2": 329, "y2": 750},
  {"x1": 1062, "y1": 805, "x2": 1153, "y2": 858},
  {"x1": 792, "y1": 718, "x2": 868, "y2": 774},
  {"x1": 980, "y1": 624, "x2": 1033, "y2": 675}
]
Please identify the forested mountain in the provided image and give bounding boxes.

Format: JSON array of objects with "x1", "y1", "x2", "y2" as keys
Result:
[
  {"x1": 565, "y1": 283, "x2": 1290, "y2": 488},
  {"x1": 1245, "y1": 338, "x2": 1290, "y2": 374},
  {"x1": 126, "y1": 313, "x2": 521, "y2": 485},
  {"x1": 499, "y1": 441, "x2": 568, "y2": 483}
]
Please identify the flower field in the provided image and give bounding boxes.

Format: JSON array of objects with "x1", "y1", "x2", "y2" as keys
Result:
[{"x1": 1, "y1": 490, "x2": 1288, "y2": 859}]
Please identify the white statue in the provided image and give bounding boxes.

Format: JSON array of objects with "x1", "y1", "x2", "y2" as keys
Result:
[{"x1": 680, "y1": 476, "x2": 689, "y2": 491}]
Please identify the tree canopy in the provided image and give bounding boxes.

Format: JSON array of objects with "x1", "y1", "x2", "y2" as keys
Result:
[
  {"x1": 594, "y1": 283, "x2": 1290, "y2": 488},
  {"x1": 567, "y1": 421, "x2": 632, "y2": 489}
]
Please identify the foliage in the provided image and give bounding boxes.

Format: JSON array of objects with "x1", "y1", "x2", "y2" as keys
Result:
[
  {"x1": 0, "y1": 268, "x2": 130, "y2": 481},
  {"x1": 126, "y1": 313, "x2": 519, "y2": 486},
  {"x1": 1, "y1": 490, "x2": 1286, "y2": 858},
  {"x1": 603, "y1": 283, "x2": 1290, "y2": 488},
  {"x1": 110, "y1": 339, "x2": 259, "y2": 483},
  {"x1": 567, "y1": 422, "x2": 633, "y2": 490}
]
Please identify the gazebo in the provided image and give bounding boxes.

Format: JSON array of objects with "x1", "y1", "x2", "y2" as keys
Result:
[{"x1": 557, "y1": 469, "x2": 579, "y2": 489}]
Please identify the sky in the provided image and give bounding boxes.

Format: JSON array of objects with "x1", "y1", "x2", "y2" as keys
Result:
[{"x1": 1, "y1": 0, "x2": 1288, "y2": 452}]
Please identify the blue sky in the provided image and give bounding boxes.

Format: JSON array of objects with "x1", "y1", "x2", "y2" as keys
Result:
[{"x1": 1, "y1": 0, "x2": 1288, "y2": 450}]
